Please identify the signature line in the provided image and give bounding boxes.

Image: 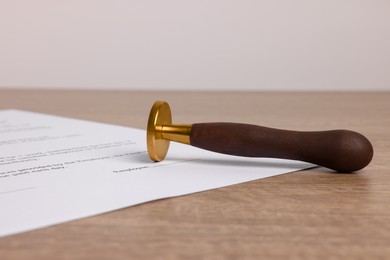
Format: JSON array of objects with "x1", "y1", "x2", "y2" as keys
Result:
[{"x1": 0, "y1": 186, "x2": 36, "y2": 195}]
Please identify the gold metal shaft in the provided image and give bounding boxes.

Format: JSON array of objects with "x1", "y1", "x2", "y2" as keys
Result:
[{"x1": 159, "y1": 124, "x2": 192, "y2": 145}]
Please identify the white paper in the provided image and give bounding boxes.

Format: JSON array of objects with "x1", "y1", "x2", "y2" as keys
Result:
[{"x1": 0, "y1": 110, "x2": 312, "y2": 237}]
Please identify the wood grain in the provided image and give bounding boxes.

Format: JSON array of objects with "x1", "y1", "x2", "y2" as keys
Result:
[{"x1": 0, "y1": 89, "x2": 389, "y2": 260}]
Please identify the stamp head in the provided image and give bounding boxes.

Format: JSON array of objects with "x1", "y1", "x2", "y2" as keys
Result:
[{"x1": 147, "y1": 101, "x2": 172, "y2": 161}]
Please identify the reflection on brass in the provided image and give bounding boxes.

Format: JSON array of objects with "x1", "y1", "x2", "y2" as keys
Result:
[{"x1": 147, "y1": 101, "x2": 192, "y2": 162}]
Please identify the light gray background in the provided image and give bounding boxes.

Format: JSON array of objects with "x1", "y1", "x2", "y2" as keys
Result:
[{"x1": 1, "y1": 1, "x2": 389, "y2": 90}]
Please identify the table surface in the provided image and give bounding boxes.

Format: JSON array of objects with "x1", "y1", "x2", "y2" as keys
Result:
[{"x1": 0, "y1": 89, "x2": 389, "y2": 260}]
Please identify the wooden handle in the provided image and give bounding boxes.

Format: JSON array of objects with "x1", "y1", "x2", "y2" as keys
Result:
[{"x1": 190, "y1": 123, "x2": 373, "y2": 172}]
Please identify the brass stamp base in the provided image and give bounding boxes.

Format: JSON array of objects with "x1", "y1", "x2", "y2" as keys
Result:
[
  {"x1": 147, "y1": 101, "x2": 172, "y2": 161},
  {"x1": 147, "y1": 101, "x2": 192, "y2": 161}
]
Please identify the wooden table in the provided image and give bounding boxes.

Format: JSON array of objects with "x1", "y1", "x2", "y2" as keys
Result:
[{"x1": 0, "y1": 89, "x2": 389, "y2": 259}]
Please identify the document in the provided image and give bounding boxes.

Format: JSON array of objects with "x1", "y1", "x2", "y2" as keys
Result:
[{"x1": 0, "y1": 110, "x2": 312, "y2": 237}]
